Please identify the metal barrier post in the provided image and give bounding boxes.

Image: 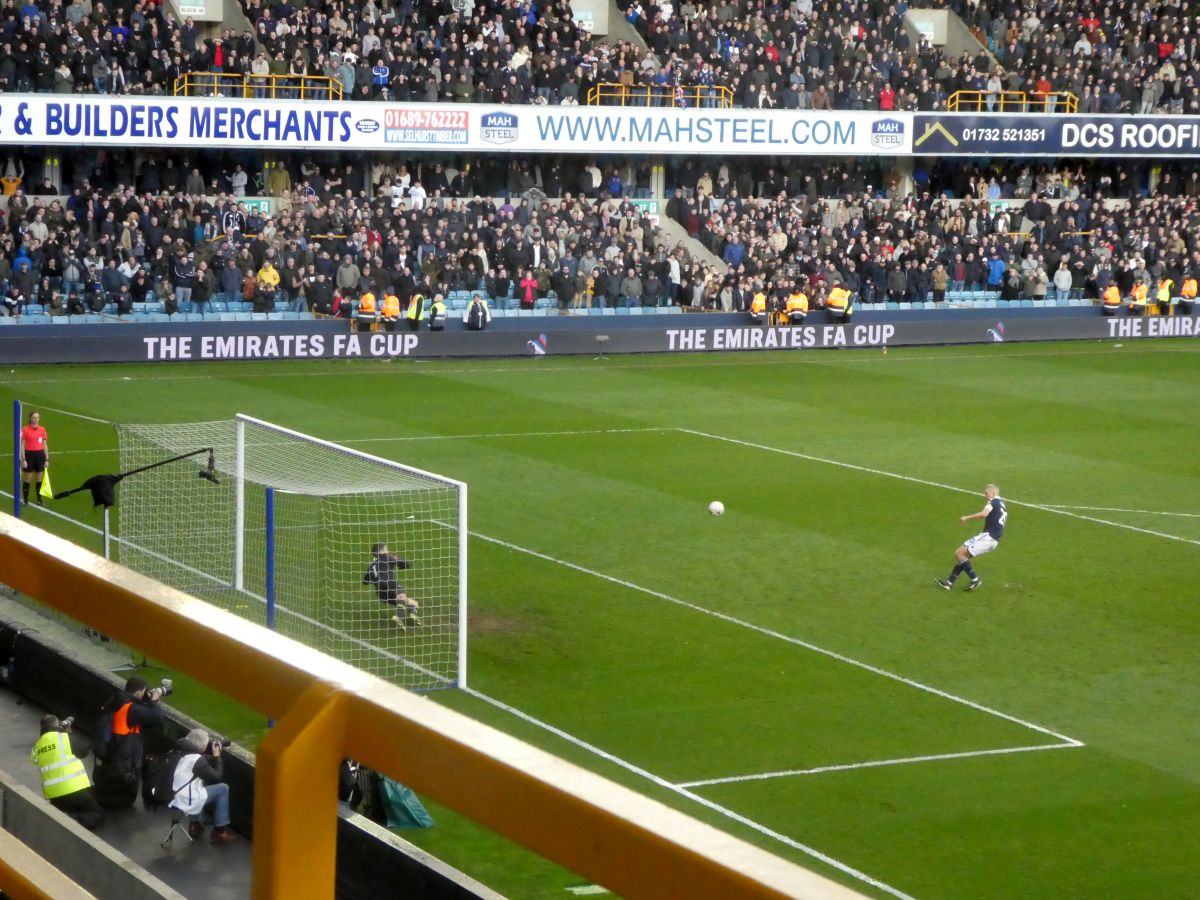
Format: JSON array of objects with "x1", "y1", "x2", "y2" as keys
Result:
[{"x1": 251, "y1": 681, "x2": 347, "y2": 899}]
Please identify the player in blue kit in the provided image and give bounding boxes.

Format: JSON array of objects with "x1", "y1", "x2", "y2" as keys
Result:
[{"x1": 936, "y1": 484, "x2": 1006, "y2": 592}]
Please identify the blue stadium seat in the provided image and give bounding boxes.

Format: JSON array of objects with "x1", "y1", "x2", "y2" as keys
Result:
[
  {"x1": 66, "y1": 315, "x2": 89, "y2": 324},
  {"x1": 1019, "y1": 299, "x2": 1035, "y2": 308},
  {"x1": 885, "y1": 302, "x2": 900, "y2": 310},
  {"x1": 233, "y1": 313, "x2": 253, "y2": 322},
  {"x1": 26, "y1": 304, "x2": 45, "y2": 314},
  {"x1": 49, "y1": 316, "x2": 70, "y2": 325},
  {"x1": 251, "y1": 312, "x2": 269, "y2": 321},
  {"x1": 516, "y1": 309, "x2": 534, "y2": 318},
  {"x1": 0, "y1": 317, "x2": 15, "y2": 325},
  {"x1": 210, "y1": 301, "x2": 228, "y2": 312},
  {"x1": 600, "y1": 308, "x2": 617, "y2": 316},
  {"x1": 628, "y1": 307, "x2": 643, "y2": 315},
  {"x1": 615, "y1": 307, "x2": 630, "y2": 315}
]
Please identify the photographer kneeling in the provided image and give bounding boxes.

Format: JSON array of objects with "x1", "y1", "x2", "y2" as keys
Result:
[
  {"x1": 170, "y1": 729, "x2": 237, "y2": 844},
  {"x1": 30, "y1": 715, "x2": 105, "y2": 830}
]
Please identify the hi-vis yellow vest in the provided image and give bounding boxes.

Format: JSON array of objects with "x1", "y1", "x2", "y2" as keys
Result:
[
  {"x1": 827, "y1": 287, "x2": 850, "y2": 311},
  {"x1": 1157, "y1": 279, "x2": 1174, "y2": 303},
  {"x1": 406, "y1": 294, "x2": 427, "y2": 320},
  {"x1": 786, "y1": 292, "x2": 809, "y2": 315},
  {"x1": 1130, "y1": 283, "x2": 1148, "y2": 307},
  {"x1": 30, "y1": 732, "x2": 89, "y2": 799}
]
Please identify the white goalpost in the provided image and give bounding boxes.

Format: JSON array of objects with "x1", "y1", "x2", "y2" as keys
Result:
[{"x1": 115, "y1": 414, "x2": 468, "y2": 690}]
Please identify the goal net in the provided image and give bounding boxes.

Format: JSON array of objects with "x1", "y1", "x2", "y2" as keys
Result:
[{"x1": 115, "y1": 415, "x2": 467, "y2": 690}]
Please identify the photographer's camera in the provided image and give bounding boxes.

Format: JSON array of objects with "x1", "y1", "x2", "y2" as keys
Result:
[{"x1": 206, "y1": 736, "x2": 232, "y2": 755}]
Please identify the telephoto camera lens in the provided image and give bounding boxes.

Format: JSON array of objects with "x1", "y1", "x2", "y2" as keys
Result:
[
  {"x1": 207, "y1": 736, "x2": 233, "y2": 754},
  {"x1": 159, "y1": 678, "x2": 174, "y2": 696}
]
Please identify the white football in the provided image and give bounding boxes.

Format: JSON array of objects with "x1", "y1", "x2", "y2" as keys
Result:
[{"x1": 708, "y1": 500, "x2": 725, "y2": 516}]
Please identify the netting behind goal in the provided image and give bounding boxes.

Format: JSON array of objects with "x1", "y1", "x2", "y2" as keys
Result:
[{"x1": 116, "y1": 415, "x2": 467, "y2": 690}]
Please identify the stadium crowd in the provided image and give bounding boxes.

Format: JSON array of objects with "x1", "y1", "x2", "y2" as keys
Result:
[
  {"x1": 0, "y1": 149, "x2": 1196, "y2": 321},
  {"x1": 671, "y1": 155, "x2": 1200, "y2": 308},
  {"x1": 0, "y1": 0, "x2": 1191, "y2": 112},
  {"x1": 615, "y1": 0, "x2": 1200, "y2": 113}
]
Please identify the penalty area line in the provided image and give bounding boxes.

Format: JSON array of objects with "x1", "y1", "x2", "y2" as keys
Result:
[
  {"x1": 463, "y1": 685, "x2": 917, "y2": 900},
  {"x1": 676, "y1": 741, "x2": 1084, "y2": 789},
  {"x1": 471, "y1": 530, "x2": 1082, "y2": 745},
  {"x1": 1041, "y1": 504, "x2": 1200, "y2": 519},
  {"x1": 679, "y1": 429, "x2": 1200, "y2": 548}
]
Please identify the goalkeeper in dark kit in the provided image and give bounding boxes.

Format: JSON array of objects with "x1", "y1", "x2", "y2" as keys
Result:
[{"x1": 362, "y1": 542, "x2": 420, "y2": 629}]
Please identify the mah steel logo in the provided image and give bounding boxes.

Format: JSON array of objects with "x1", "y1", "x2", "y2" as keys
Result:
[
  {"x1": 481, "y1": 111, "x2": 519, "y2": 144},
  {"x1": 871, "y1": 118, "x2": 905, "y2": 149}
]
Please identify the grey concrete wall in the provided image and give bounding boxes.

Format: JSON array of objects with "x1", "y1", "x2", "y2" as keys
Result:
[{"x1": 0, "y1": 770, "x2": 184, "y2": 900}]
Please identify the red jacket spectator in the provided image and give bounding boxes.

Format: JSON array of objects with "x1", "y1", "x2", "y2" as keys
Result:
[{"x1": 519, "y1": 274, "x2": 538, "y2": 309}]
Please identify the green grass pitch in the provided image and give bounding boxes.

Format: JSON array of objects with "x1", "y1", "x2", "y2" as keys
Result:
[{"x1": 3, "y1": 340, "x2": 1199, "y2": 899}]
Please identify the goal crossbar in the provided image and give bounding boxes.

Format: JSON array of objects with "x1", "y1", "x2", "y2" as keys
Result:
[{"x1": 116, "y1": 414, "x2": 468, "y2": 690}]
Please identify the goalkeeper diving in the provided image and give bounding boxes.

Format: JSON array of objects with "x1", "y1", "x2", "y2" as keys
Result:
[{"x1": 362, "y1": 542, "x2": 420, "y2": 629}]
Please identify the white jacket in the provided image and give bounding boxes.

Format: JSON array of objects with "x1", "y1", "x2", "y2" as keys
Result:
[{"x1": 170, "y1": 753, "x2": 208, "y2": 816}]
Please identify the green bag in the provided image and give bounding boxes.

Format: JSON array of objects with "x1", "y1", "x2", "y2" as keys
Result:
[{"x1": 378, "y1": 776, "x2": 434, "y2": 830}]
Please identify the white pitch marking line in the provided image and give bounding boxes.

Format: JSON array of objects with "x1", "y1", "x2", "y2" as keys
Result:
[
  {"x1": 676, "y1": 742, "x2": 1083, "y2": 789},
  {"x1": 1041, "y1": 504, "x2": 1200, "y2": 519},
  {"x1": 346, "y1": 427, "x2": 669, "y2": 444},
  {"x1": 464, "y1": 686, "x2": 917, "y2": 900},
  {"x1": 680, "y1": 429, "x2": 1200, "y2": 548},
  {"x1": 13, "y1": 403, "x2": 115, "y2": 425},
  {"x1": 471, "y1": 530, "x2": 1082, "y2": 745},
  {"x1": 14, "y1": 427, "x2": 670, "y2": 458}
]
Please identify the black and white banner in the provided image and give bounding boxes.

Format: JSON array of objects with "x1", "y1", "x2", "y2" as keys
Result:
[{"x1": 1, "y1": 315, "x2": 1197, "y2": 364}]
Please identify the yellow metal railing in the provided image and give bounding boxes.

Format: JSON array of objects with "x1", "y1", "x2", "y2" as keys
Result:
[
  {"x1": 0, "y1": 829, "x2": 95, "y2": 900},
  {"x1": 174, "y1": 72, "x2": 343, "y2": 100},
  {"x1": 0, "y1": 514, "x2": 866, "y2": 900},
  {"x1": 587, "y1": 82, "x2": 734, "y2": 107},
  {"x1": 949, "y1": 90, "x2": 1078, "y2": 113}
]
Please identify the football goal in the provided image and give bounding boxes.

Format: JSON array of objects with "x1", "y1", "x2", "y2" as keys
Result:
[{"x1": 115, "y1": 414, "x2": 467, "y2": 690}]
